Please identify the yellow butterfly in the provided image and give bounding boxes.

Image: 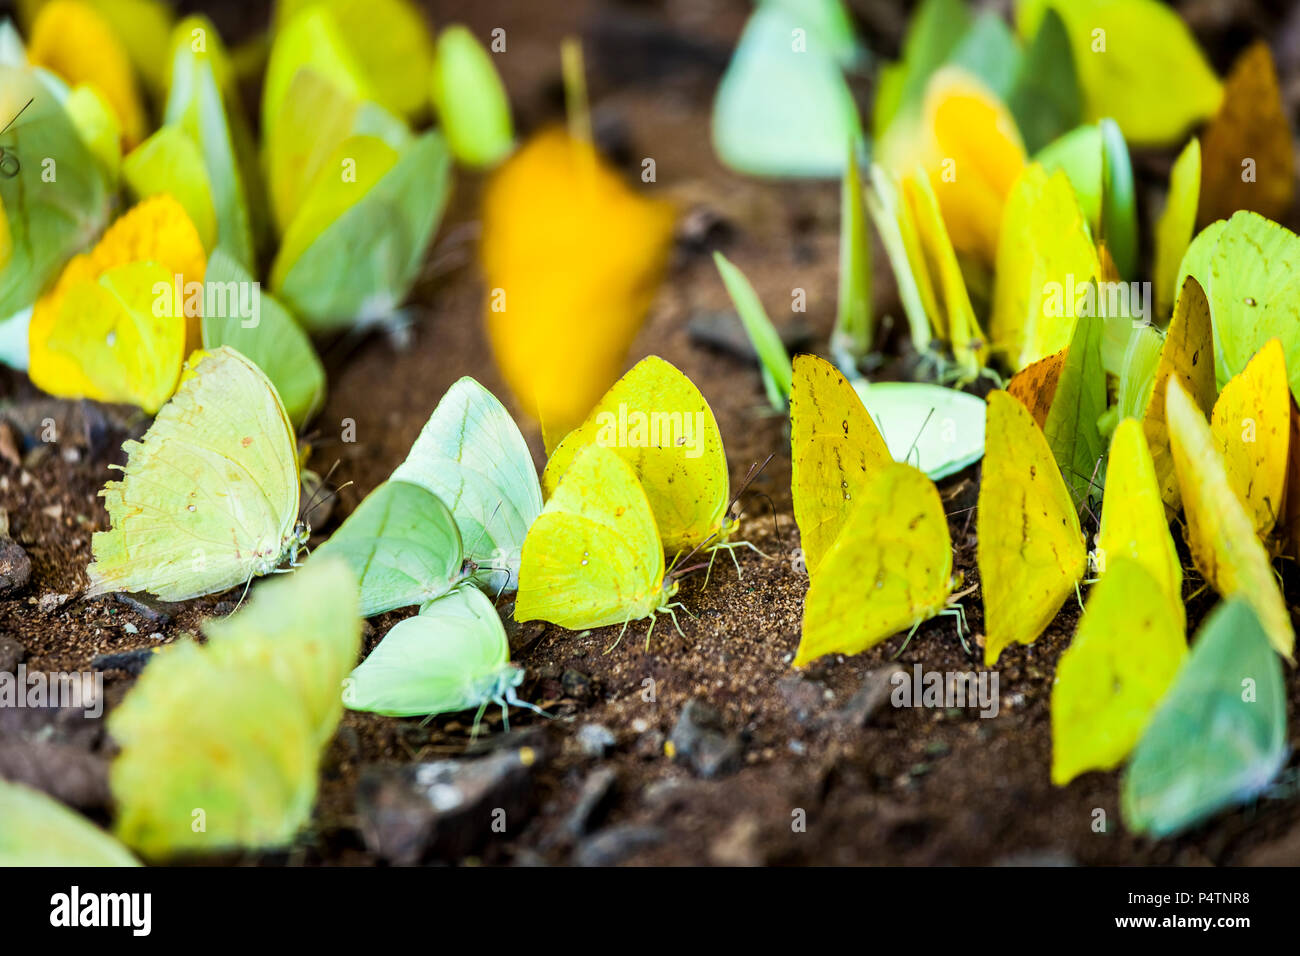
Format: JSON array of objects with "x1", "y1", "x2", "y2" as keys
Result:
[
  {"x1": 990, "y1": 163, "x2": 1099, "y2": 372},
  {"x1": 1050, "y1": 558, "x2": 1186, "y2": 785},
  {"x1": 1096, "y1": 418, "x2": 1184, "y2": 631},
  {"x1": 26, "y1": 0, "x2": 147, "y2": 148},
  {"x1": 977, "y1": 390, "x2": 1086, "y2": 665},
  {"x1": 27, "y1": 194, "x2": 207, "y2": 412},
  {"x1": 1140, "y1": 276, "x2": 1217, "y2": 513},
  {"x1": 516, "y1": 443, "x2": 688, "y2": 648},
  {"x1": 789, "y1": 353, "x2": 891, "y2": 577},
  {"x1": 1210, "y1": 338, "x2": 1289, "y2": 549},
  {"x1": 795, "y1": 460, "x2": 961, "y2": 668},
  {"x1": 1166, "y1": 375, "x2": 1294, "y2": 660},
  {"x1": 542, "y1": 356, "x2": 744, "y2": 566}
]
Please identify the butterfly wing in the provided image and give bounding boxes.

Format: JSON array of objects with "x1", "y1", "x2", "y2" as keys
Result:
[
  {"x1": 1210, "y1": 337, "x2": 1289, "y2": 546},
  {"x1": 1122, "y1": 598, "x2": 1286, "y2": 837},
  {"x1": 517, "y1": 444, "x2": 668, "y2": 629},
  {"x1": 0, "y1": 65, "x2": 111, "y2": 318},
  {"x1": 796, "y1": 461, "x2": 952, "y2": 667},
  {"x1": 790, "y1": 354, "x2": 890, "y2": 577},
  {"x1": 1096, "y1": 419, "x2": 1183, "y2": 630},
  {"x1": 1166, "y1": 376, "x2": 1294, "y2": 659},
  {"x1": 201, "y1": 249, "x2": 326, "y2": 429},
  {"x1": 977, "y1": 390, "x2": 1087, "y2": 665},
  {"x1": 315, "y1": 480, "x2": 465, "y2": 617},
  {"x1": 391, "y1": 376, "x2": 541, "y2": 593},
  {"x1": 542, "y1": 356, "x2": 729, "y2": 556},
  {"x1": 109, "y1": 645, "x2": 319, "y2": 857},
  {"x1": 86, "y1": 347, "x2": 301, "y2": 601},
  {"x1": 204, "y1": 557, "x2": 362, "y2": 748},
  {"x1": 344, "y1": 585, "x2": 510, "y2": 717},
  {"x1": 1051, "y1": 559, "x2": 1186, "y2": 785},
  {"x1": 0, "y1": 779, "x2": 139, "y2": 866},
  {"x1": 852, "y1": 379, "x2": 986, "y2": 479}
]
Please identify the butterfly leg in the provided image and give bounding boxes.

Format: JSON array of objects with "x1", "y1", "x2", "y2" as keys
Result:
[
  {"x1": 497, "y1": 696, "x2": 511, "y2": 733},
  {"x1": 505, "y1": 687, "x2": 554, "y2": 719},
  {"x1": 701, "y1": 546, "x2": 719, "y2": 590},
  {"x1": 660, "y1": 603, "x2": 689, "y2": 640},
  {"x1": 604, "y1": 613, "x2": 634, "y2": 654},
  {"x1": 470, "y1": 699, "x2": 491, "y2": 739},
  {"x1": 643, "y1": 611, "x2": 659, "y2": 651},
  {"x1": 1074, "y1": 580, "x2": 1085, "y2": 612},
  {"x1": 890, "y1": 619, "x2": 925, "y2": 661}
]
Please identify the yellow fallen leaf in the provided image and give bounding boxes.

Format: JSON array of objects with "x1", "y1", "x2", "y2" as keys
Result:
[{"x1": 482, "y1": 127, "x2": 675, "y2": 447}]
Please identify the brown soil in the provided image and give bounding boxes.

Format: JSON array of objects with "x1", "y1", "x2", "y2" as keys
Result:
[{"x1": 5, "y1": 0, "x2": 1300, "y2": 866}]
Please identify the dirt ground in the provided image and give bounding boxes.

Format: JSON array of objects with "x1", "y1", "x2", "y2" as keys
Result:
[{"x1": 6, "y1": 0, "x2": 1300, "y2": 865}]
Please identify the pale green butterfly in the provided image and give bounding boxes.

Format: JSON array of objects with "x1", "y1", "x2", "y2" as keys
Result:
[
  {"x1": 163, "y1": 15, "x2": 259, "y2": 271},
  {"x1": 1188, "y1": 211, "x2": 1300, "y2": 399},
  {"x1": 429, "y1": 24, "x2": 514, "y2": 168},
  {"x1": 0, "y1": 64, "x2": 112, "y2": 330},
  {"x1": 850, "y1": 380, "x2": 985, "y2": 480},
  {"x1": 1122, "y1": 598, "x2": 1287, "y2": 838},
  {"x1": 269, "y1": 129, "x2": 452, "y2": 332},
  {"x1": 711, "y1": 0, "x2": 861, "y2": 178},
  {"x1": 200, "y1": 247, "x2": 326, "y2": 429},
  {"x1": 0, "y1": 779, "x2": 139, "y2": 866},
  {"x1": 110, "y1": 557, "x2": 361, "y2": 858},
  {"x1": 314, "y1": 479, "x2": 470, "y2": 617},
  {"x1": 390, "y1": 376, "x2": 542, "y2": 594},
  {"x1": 85, "y1": 346, "x2": 306, "y2": 602},
  {"x1": 344, "y1": 583, "x2": 544, "y2": 727}
]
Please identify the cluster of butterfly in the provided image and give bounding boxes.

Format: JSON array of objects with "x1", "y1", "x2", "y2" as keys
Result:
[
  {"x1": 0, "y1": 346, "x2": 761, "y2": 861},
  {"x1": 0, "y1": 0, "x2": 514, "y2": 420},
  {"x1": 711, "y1": 0, "x2": 1300, "y2": 841}
]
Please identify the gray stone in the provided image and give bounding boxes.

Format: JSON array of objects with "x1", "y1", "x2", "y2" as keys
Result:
[
  {"x1": 0, "y1": 634, "x2": 26, "y2": 673},
  {"x1": 0, "y1": 539, "x2": 30, "y2": 595},
  {"x1": 574, "y1": 824, "x2": 664, "y2": 866},
  {"x1": 835, "y1": 666, "x2": 907, "y2": 727},
  {"x1": 575, "y1": 723, "x2": 616, "y2": 758},
  {"x1": 356, "y1": 745, "x2": 543, "y2": 865},
  {"x1": 669, "y1": 698, "x2": 742, "y2": 778},
  {"x1": 565, "y1": 767, "x2": 618, "y2": 837}
]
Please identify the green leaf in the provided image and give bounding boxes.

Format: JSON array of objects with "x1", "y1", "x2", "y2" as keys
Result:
[
  {"x1": 713, "y1": 251, "x2": 792, "y2": 408},
  {"x1": 1122, "y1": 598, "x2": 1286, "y2": 838},
  {"x1": 834, "y1": 153, "x2": 872, "y2": 364},
  {"x1": 1044, "y1": 305, "x2": 1105, "y2": 504}
]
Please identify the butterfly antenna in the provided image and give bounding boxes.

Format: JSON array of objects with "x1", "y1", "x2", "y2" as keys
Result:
[
  {"x1": 231, "y1": 570, "x2": 257, "y2": 614},
  {"x1": 466, "y1": 501, "x2": 505, "y2": 561},
  {"x1": 903, "y1": 407, "x2": 936, "y2": 469},
  {"x1": 0, "y1": 97, "x2": 33, "y2": 136},
  {"x1": 728, "y1": 453, "x2": 776, "y2": 519}
]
